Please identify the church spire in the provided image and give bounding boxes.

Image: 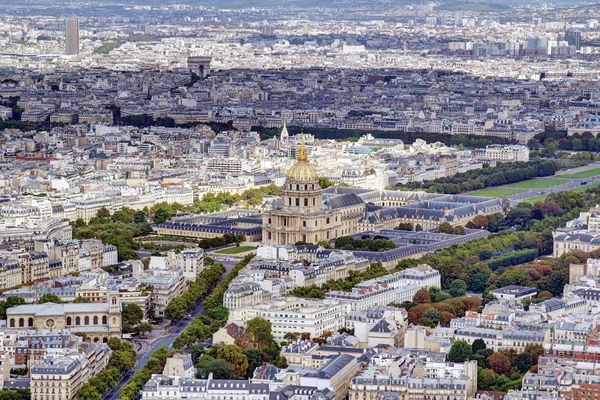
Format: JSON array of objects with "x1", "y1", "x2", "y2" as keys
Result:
[{"x1": 280, "y1": 119, "x2": 289, "y2": 141}]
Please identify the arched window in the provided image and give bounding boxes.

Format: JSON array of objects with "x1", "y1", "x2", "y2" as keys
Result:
[
  {"x1": 313, "y1": 198, "x2": 316, "y2": 206},
  {"x1": 304, "y1": 198, "x2": 308, "y2": 206},
  {"x1": 112, "y1": 298, "x2": 117, "y2": 306},
  {"x1": 112, "y1": 317, "x2": 117, "y2": 325},
  {"x1": 288, "y1": 198, "x2": 292, "y2": 206},
  {"x1": 75, "y1": 317, "x2": 81, "y2": 325},
  {"x1": 296, "y1": 184, "x2": 299, "y2": 190},
  {"x1": 28, "y1": 318, "x2": 33, "y2": 327},
  {"x1": 305, "y1": 184, "x2": 308, "y2": 190},
  {"x1": 268, "y1": 218, "x2": 271, "y2": 224},
  {"x1": 18, "y1": 318, "x2": 24, "y2": 327},
  {"x1": 84, "y1": 316, "x2": 90, "y2": 325},
  {"x1": 103, "y1": 337, "x2": 108, "y2": 343},
  {"x1": 9, "y1": 319, "x2": 14, "y2": 328},
  {"x1": 102, "y1": 316, "x2": 107, "y2": 325},
  {"x1": 66, "y1": 317, "x2": 72, "y2": 325},
  {"x1": 93, "y1": 316, "x2": 98, "y2": 325},
  {"x1": 296, "y1": 198, "x2": 299, "y2": 206}
]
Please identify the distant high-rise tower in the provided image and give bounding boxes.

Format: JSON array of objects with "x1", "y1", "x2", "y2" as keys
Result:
[
  {"x1": 455, "y1": 11, "x2": 463, "y2": 26},
  {"x1": 565, "y1": 30, "x2": 582, "y2": 50},
  {"x1": 65, "y1": 17, "x2": 80, "y2": 55}
]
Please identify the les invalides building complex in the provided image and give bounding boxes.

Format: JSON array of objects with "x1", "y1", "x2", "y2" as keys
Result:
[{"x1": 262, "y1": 138, "x2": 362, "y2": 245}]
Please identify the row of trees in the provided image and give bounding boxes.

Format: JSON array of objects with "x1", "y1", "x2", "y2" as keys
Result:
[
  {"x1": 118, "y1": 346, "x2": 176, "y2": 400},
  {"x1": 333, "y1": 235, "x2": 396, "y2": 252},
  {"x1": 164, "y1": 260, "x2": 226, "y2": 322},
  {"x1": 532, "y1": 130, "x2": 600, "y2": 152},
  {"x1": 172, "y1": 255, "x2": 255, "y2": 349},
  {"x1": 203, "y1": 254, "x2": 255, "y2": 310},
  {"x1": 78, "y1": 338, "x2": 138, "y2": 400},
  {"x1": 119, "y1": 259, "x2": 230, "y2": 400},
  {"x1": 394, "y1": 160, "x2": 557, "y2": 194},
  {"x1": 173, "y1": 256, "x2": 289, "y2": 379},
  {"x1": 252, "y1": 125, "x2": 514, "y2": 148},
  {"x1": 288, "y1": 262, "x2": 388, "y2": 299}
]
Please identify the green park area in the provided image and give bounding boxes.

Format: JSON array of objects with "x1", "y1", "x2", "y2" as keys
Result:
[
  {"x1": 507, "y1": 178, "x2": 567, "y2": 189},
  {"x1": 214, "y1": 246, "x2": 256, "y2": 254},
  {"x1": 558, "y1": 167, "x2": 600, "y2": 179},
  {"x1": 468, "y1": 187, "x2": 526, "y2": 197}
]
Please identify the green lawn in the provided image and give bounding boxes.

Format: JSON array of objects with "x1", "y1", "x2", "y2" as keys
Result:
[
  {"x1": 214, "y1": 246, "x2": 256, "y2": 254},
  {"x1": 469, "y1": 188, "x2": 526, "y2": 197},
  {"x1": 507, "y1": 178, "x2": 568, "y2": 189},
  {"x1": 558, "y1": 167, "x2": 600, "y2": 179},
  {"x1": 523, "y1": 195, "x2": 549, "y2": 204}
]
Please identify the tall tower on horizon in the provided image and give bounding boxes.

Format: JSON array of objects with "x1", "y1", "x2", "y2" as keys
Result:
[{"x1": 65, "y1": 17, "x2": 80, "y2": 55}]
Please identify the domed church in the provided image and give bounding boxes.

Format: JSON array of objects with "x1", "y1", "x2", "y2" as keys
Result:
[{"x1": 262, "y1": 138, "x2": 363, "y2": 245}]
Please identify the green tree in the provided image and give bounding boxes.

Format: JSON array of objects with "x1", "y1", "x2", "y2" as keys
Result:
[
  {"x1": 109, "y1": 350, "x2": 136, "y2": 372},
  {"x1": 207, "y1": 306, "x2": 229, "y2": 321},
  {"x1": 447, "y1": 340, "x2": 472, "y2": 363},
  {"x1": 122, "y1": 303, "x2": 144, "y2": 328},
  {"x1": 196, "y1": 355, "x2": 216, "y2": 378},
  {"x1": 472, "y1": 338, "x2": 487, "y2": 353},
  {"x1": 154, "y1": 206, "x2": 172, "y2": 224},
  {"x1": 283, "y1": 332, "x2": 300, "y2": 343},
  {"x1": 423, "y1": 308, "x2": 441, "y2": 325},
  {"x1": 217, "y1": 345, "x2": 248, "y2": 378},
  {"x1": 0, "y1": 296, "x2": 25, "y2": 319},
  {"x1": 78, "y1": 383, "x2": 101, "y2": 400},
  {"x1": 318, "y1": 177, "x2": 335, "y2": 189},
  {"x1": 133, "y1": 210, "x2": 147, "y2": 223},
  {"x1": 523, "y1": 343, "x2": 544, "y2": 366},
  {"x1": 38, "y1": 293, "x2": 64, "y2": 304},
  {"x1": 438, "y1": 222, "x2": 454, "y2": 234},
  {"x1": 137, "y1": 322, "x2": 153, "y2": 336},
  {"x1": 73, "y1": 296, "x2": 92, "y2": 303},
  {"x1": 246, "y1": 317, "x2": 275, "y2": 348},
  {"x1": 164, "y1": 297, "x2": 188, "y2": 322},
  {"x1": 513, "y1": 352, "x2": 531, "y2": 373},
  {"x1": 97, "y1": 207, "x2": 111, "y2": 219},
  {"x1": 448, "y1": 279, "x2": 467, "y2": 297},
  {"x1": 206, "y1": 359, "x2": 233, "y2": 379}
]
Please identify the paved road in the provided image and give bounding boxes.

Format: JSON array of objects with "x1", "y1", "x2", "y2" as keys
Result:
[
  {"x1": 104, "y1": 259, "x2": 237, "y2": 400},
  {"x1": 507, "y1": 175, "x2": 600, "y2": 205}
]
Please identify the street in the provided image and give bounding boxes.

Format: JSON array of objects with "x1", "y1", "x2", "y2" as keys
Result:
[
  {"x1": 103, "y1": 259, "x2": 237, "y2": 400},
  {"x1": 508, "y1": 175, "x2": 600, "y2": 205}
]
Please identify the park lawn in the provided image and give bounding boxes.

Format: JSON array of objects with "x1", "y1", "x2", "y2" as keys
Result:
[
  {"x1": 558, "y1": 167, "x2": 600, "y2": 179},
  {"x1": 523, "y1": 195, "x2": 549, "y2": 204},
  {"x1": 507, "y1": 178, "x2": 568, "y2": 189},
  {"x1": 469, "y1": 187, "x2": 526, "y2": 197},
  {"x1": 215, "y1": 246, "x2": 256, "y2": 254}
]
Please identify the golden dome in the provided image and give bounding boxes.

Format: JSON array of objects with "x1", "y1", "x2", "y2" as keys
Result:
[{"x1": 286, "y1": 139, "x2": 318, "y2": 182}]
